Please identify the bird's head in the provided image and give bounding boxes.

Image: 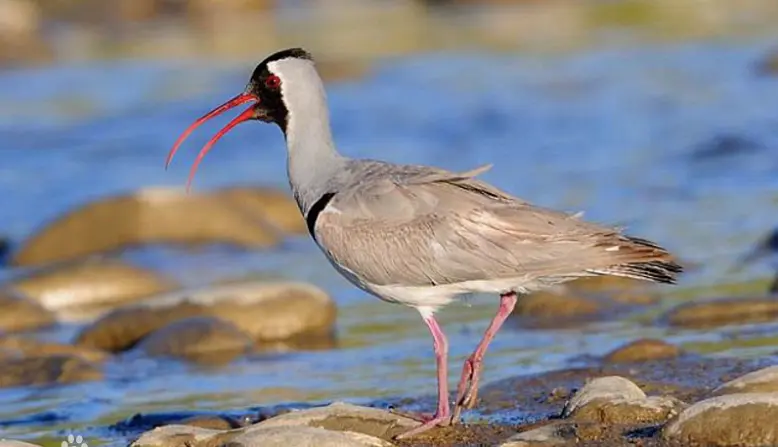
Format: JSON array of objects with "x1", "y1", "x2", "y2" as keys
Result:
[{"x1": 166, "y1": 47, "x2": 315, "y2": 190}]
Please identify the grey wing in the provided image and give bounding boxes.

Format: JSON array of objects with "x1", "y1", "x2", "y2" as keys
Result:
[{"x1": 315, "y1": 164, "x2": 678, "y2": 287}]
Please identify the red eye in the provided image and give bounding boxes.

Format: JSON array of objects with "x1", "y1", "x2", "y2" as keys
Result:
[{"x1": 265, "y1": 75, "x2": 281, "y2": 89}]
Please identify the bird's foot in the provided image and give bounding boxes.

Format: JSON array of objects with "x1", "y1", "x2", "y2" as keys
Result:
[
  {"x1": 451, "y1": 357, "x2": 482, "y2": 422},
  {"x1": 389, "y1": 408, "x2": 436, "y2": 423},
  {"x1": 393, "y1": 413, "x2": 452, "y2": 439}
]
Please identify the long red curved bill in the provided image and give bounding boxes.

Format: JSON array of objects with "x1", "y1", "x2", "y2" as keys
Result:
[
  {"x1": 185, "y1": 105, "x2": 256, "y2": 191},
  {"x1": 165, "y1": 92, "x2": 256, "y2": 171}
]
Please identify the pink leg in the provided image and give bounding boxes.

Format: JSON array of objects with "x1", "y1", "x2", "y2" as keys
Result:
[
  {"x1": 451, "y1": 292, "x2": 518, "y2": 422},
  {"x1": 394, "y1": 309, "x2": 451, "y2": 439}
]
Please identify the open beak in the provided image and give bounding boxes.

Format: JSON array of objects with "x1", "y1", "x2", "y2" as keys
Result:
[{"x1": 166, "y1": 92, "x2": 258, "y2": 191}]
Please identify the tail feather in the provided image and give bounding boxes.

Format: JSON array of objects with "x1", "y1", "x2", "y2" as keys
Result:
[{"x1": 587, "y1": 236, "x2": 683, "y2": 285}]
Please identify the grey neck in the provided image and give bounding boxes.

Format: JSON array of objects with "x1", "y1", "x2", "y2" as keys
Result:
[
  {"x1": 285, "y1": 114, "x2": 344, "y2": 215},
  {"x1": 275, "y1": 60, "x2": 346, "y2": 215}
]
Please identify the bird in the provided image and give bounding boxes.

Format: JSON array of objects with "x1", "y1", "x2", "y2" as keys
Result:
[{"x1": 166, "y1": 47, "x2": 683, "y2": 439}]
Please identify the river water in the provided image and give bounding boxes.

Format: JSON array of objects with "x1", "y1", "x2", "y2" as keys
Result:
[{"x1": 1, "y1": 31, "x2": 778, "y2": 446}]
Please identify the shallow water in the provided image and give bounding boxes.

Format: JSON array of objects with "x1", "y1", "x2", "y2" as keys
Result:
[{"x1": 2, "y1": 34, "x2": 778, "y2": 446}]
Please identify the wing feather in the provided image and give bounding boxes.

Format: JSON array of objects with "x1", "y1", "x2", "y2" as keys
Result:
[{"x1": 314, "y1": 163, "x2": 680, "y2": 288}]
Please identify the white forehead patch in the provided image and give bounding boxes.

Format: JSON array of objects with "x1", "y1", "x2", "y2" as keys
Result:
[{"x1": 266, "y1": 57, "x2": 329, "y2": 138}]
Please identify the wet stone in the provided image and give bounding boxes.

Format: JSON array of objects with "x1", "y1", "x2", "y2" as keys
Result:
[
  {"x1": 663, "y1": 393, "x2": 778, "y2": 446},
  {"x1": 712, "y1": 365, "x2": 778, "y2": 396},
  {"x1": 0, "y1": 354, "x2": 102, "y2": 388},
  {"x1": 603, "y1": 339, "x2": 681, "y2": 364},
  {"x1": 10, "y1": 259, "x2": 177, "y2": 312},
  {"x1": 179, "y1": 415, "x2": 238, "y2": 430},
  {"x1": 664, "y1": 297, "x2": 778, "y2": 328},
  {"x1": 215, "y1": 186, "x2": 307, "y2": 235},
  {"x1": 0, "y1": 289, "x2": 55, "y2": 333},
  {"x1": 251, "y1": 402, "x2": 418, "y2": 439},
  {"x1": 0, "y1": 440, "x2": 44, "y2": 447},
  {"x1": 136, "y1": 316, "x2": 254, "y2": 365},
  {"x1": 755, "y1": 47, "x2": 778, "y2": 76},
  {"x1": 512, "y1": 290, "x2": 601, "y2": 328},
  {"x1": 75, "y1": 281, "x2": 336, "y2": 353},
  {"x1": 228, "y1": 426, "x2": 393, "y2": 447},
  {"x1": 129, "y1": 404, "x2": 408, "y2": 447},
  {"x1": 562, "y1": 376, "x2": 684, "y2": 425},
  {"x1": 10, "y1": 187, "x2": 288, "y2": 267},
  {"x1": 0, "y1": 336, "x2": 108, "y2": 362},
  {"x1": 75, "y1": 302, "x2": 209, "y2": 352},
  {"x1": 130, "y1": 425, "x2": 221, "y2": 447},
  {"x1": 562, "y1": 376, "x2": 646, "y2": 416},
  {"x1": 499, "y1": 422, "x2": 571, "y2": 446}
]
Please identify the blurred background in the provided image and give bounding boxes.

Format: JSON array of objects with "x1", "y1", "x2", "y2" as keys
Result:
[{"x1": 1, "y1": 0, "x2": 778, "y2": 446}]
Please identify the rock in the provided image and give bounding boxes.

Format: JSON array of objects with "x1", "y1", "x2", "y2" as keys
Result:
[
  {"x1": 216, "y1": 186, "x2": 307, "y2": 235},
  {"x1": 512, "y1": 290, "x2": 600, "y2": 327},
  {"x1": 136, "y1": 316, "x2": 253, "y2": 364},
  {"x1": 75, "y1": 281, "x2": 336, "y2": 353},
  {"x1": 0, "y1": 440, "x2": 44, "y2": 447},
  {"x1": 230, "y1": 426, "x2": 393, "y2": 447},
  {"x1": 755, "y1": 47, "x2": 778, "y2": 76},
  {"x1": 0, "y1": 355, "x2": 102, "y2": 388},
  {"x1": 10, "y1": 259, "x2": 177, "y2": 312},
  {"x1": 0, "y1": 336, "x2": 108, "y2": 362},
  {"x1": 75, "y1": 302, "x2": 209, "y2": 352},
  {"x1": 499, "y1": 422, "x2": 570, "y2": 446},
  {"x1": 250, "y1": 402, "x2": 418, "y2": 438},
  {"x1": 179, "y1": 415, "x2": 238, "y2": 430},
  {"x1": 568, "y1": 275, "x2": 644, "y2": 293},
  {"x1": 0, "y1": 235, "x2": 10, "y2": 263},
  {"x1": 130, "y1": 425, "x2": 220, "y2": 447},
  {"x1": 664, "y1": 297, "x2": 778, "y2": 328},
  {"x1": 603, "y1": 339, "x2": 681, "y2": 364},
  {"x1": 10, "y1": 187, "x2": 288, "y2": 267},
  {"x1": 663, "y1": 393, "x2": 778, "y2": 446},
  {"x1": 0, "y1": 0, "x2": 50, "y2": 67},
  {"x1": 562, "y1": 376, "x2": 646, "y2": 416},
  {"x1": 562, "y1": 376, "x2": 684, "y2": 425},
  {"x1": 712, "y1": 365, "x2": 778, "y2": 396},
  {"x1": 129, "y1": 406, "x2": 404, "y2": 447},
  {"x1": 689, "y1": 133, "x2": 763, "y2": 161},
  {"x1": 568, "y1": 275, "x2": 658, "y2": 305},
  {"x1": 0, "y1": 289, "x2": 55, "y2": 333},
  {"x1": 202, "y1": 281, "x2": 336, "y2": 343}
]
